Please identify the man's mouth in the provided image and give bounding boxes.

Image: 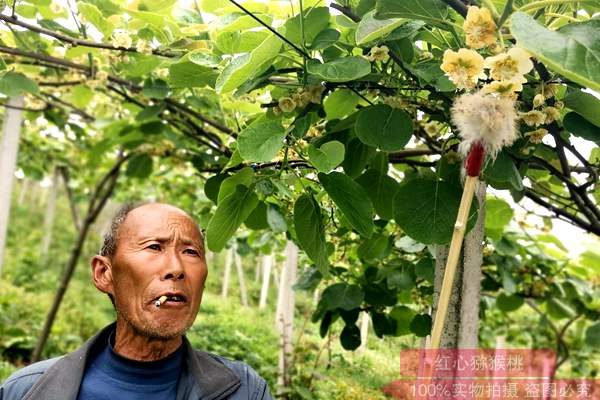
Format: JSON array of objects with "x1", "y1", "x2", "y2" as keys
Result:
[{"x1": 153, "y1": 293, "x2": 187, "y2": 307}]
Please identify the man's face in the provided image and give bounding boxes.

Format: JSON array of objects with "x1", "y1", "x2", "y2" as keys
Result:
[{"x1": 105, "y1": 204, "x2": 208, "y2": 339}]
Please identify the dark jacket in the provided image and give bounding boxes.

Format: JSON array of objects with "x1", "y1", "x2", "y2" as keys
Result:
[{"x1": 0, "y1": 323, "x2": 272, "y2": 400}]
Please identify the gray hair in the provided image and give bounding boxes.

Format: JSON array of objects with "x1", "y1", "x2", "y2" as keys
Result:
[{"x1": 99, "y1": 202, "x2": 145, "y2": 258}]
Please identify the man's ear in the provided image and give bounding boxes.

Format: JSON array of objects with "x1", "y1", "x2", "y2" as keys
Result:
[{"x1": 91, "y1": 255, "x2": 114, "y2": 296}]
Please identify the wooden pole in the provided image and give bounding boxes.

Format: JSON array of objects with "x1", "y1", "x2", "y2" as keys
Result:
[
  {"x1": 430, "y1": 175, "x2": 478, "y2": 349},
  {"x1": 234, "y1": 250, "x2": 248, "y2": 307},
  {"x1": 40, "y1": 167, "x2": 60, "y2": 259},
  {"x1": 259, "y1": 254, "x2": 273, "y2": 309},
  {"x1": 221, "y1": 247, "x2": 232, "y2": 299},
  {"x1": 0, "y1": 96, "x2": 24, "y2": 277}
]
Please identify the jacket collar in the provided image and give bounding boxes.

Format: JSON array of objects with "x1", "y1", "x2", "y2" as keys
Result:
[{"x1": 22, "y1": 322, "x2": 240, "y2": 400}]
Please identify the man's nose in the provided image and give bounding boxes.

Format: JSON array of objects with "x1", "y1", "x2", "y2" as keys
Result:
[{"x1": 161, "y1": 249, "x2": 185, "y2": 280}]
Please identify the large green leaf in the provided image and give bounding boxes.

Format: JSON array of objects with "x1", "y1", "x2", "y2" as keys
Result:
[
  {"x1": 320, "y1": 283, "x2": 364, "y2": 311},
  {"x1": 283, "y1": 7, "x2": 330, "y2": 46},
  {"x1": 125, "y1": 154, "x2": 153, "y2": 178},
  {"x1": 237, "y1": 119, "x2": 285, "y2": 162},
  {"x1": 355, "y1": 10, "x2": 404, "y2": 45},
  {"x1": 511, "y1": 13, "x2": 600, "y2": 92},
  {"x1": 0, "y1": 72, "x2": 39, "y2": 97},
  {"x1": 585, "y1": 322, "x2": 600, "y2": 347},
  {"x1": 216, "y1": 34, "x2": 281, "y2": 94},
  {"x1": 355, "y1": 105, "x2": 413, "y2": 151},
  {"x1": 294, "y1": 194, "x2": 329, "y2": 274},
  {"x1": 355, "y1": 168, "x2": 400, "y2": 220},
  {"x1": 323, "y1": 89, "x2": 361, "y2": 120},
  {"x1": 308, "y1": 140, "x2": 345, "y2": 173},
  {"x1": 485, "y1": 198, "x2": 514, "y2": 231},
  {"x1": 496, "y1": 293, "x2": 524, "y2": 312},
  {"x1": 217, "y1": 167, "x2": 254, "y2": 203},
  {"x1": 168, "y1": 61, "x2": 217, "y2": 88},
  {"x1": 394, "y1": 178, "x2": 478, "y2": 245},
  {"x1": 307, "y1": 57, "x2": 371, "y2": 83},
  {"x1": 483, "y1": 151, "x2": 523, "y2": 191},
  {"x1": 563, "y1": 112, "x2": 600, "y2": 144},
  {"x1": 374, "y1": 0, "x2": 449, "y2": 29},
  {"x1": 206, "y1": 185, "x2": 259, "y2": 252},
  {"x1": 564, "y1": 90, "x2": 600, "y2": 127},
  {"x1": 319, "y1": 172, "x2": 375, "y2": 238}
]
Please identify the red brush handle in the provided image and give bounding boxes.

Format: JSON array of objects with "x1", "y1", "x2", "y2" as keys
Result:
[{"x1": 465, "y1": 142, "x2": 485, "y2": 177}]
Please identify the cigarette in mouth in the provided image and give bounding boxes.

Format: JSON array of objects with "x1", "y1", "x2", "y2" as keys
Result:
[{"x1": 155, "y1": 295, "x2": 168, "y2": 308}]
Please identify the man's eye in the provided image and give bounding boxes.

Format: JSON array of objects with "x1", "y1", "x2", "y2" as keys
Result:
[
  {"x1": 184, "y1": 249, "x2": 199, "y2": 256},
  {"x1": 147, "y1": 244, "x2": 161, "y2": 250}
]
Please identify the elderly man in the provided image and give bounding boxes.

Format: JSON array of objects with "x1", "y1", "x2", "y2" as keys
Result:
[{"x1": 1, "y1": 203, "x2": 273, "y2": 400}]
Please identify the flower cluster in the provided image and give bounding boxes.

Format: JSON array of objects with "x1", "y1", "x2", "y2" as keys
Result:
[
  {"x1": 274, "y1": 85, "x2": 324, "y2": 114},
  {"x1": 111, "y1": 30, "x2": 132, "y2": 49},
  {"x1": 136, "y1": 40, "x2": 153, "y2": 55},
  {"x1": 367, "y1": 45, "x2": 389, "y2": 62}
]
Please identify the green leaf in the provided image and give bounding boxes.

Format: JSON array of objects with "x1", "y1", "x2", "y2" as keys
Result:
[
  {"x1": 237, "y1": 119, "x2": 285, "y2": 162},
  {"x1": 340, "y1": 323, "x2": 361, "y2": 350},
  {"x1": 511, "y1": 13, "x2": 600, "y2": 93},
  {"x1": 310, "y1": 28, "x2": 340, "y2": 50},
  {"x1": 355, "y1": 9, "x2": 404, "y2": 45},
  {"x1": 563, "y1": 112, "x2": 600, "y2": 144},
  {"x1": 415, "y1": 257, "x2": 434, "y2": 283},
  {"x1": 244, "y1": 201, "x2": 269, "y2": 230},
  {"x1": 324, "y1": 89, "x2": 361, "y2": 120},
  {"x1": 546, "y1": 297, "x2": 577, "y2": 319},
  {"x1": 206, "y1": 185, "x2": 259, "y2": 252},
  {"x1": 204, "y1": 174, "x2": 228, "y2": 204},
  {"x1": 357, "y1": 234, "x2": 389, "y2": 262},
  {"x1": 283, "y1": 7, "x2": 331, "y2": 46},
  {"x1": 585, "y1": 322, "x2": 600, "y2": 347},
  {"x1": 215, "y1": 30, "x2": 269, "y2": 54},
  {"x1": 375, "y1": 0, "x2": 449, "y2": 29},
  {"x1": 142, "y1": 79, "x2": 169, "y2": 99},
  {"x1": 125, "y1": 154, "x2": 153, "y2": 178},
  {"x1": 168, "y1": 61, "x2": 217, "y2": 88},
  {"x1": 0, "y1": 72, "x2": 39, "y2": 97},
  {"x1": 216, "y1": 34, "x2": 281, "y2": 94},
  {"x1": 564, "y1": 90, "x2": 600, "y2": 127},
  {"x1": 308, "y1": 140, "x2": 345, "y2": 173},
  {"x1": 266, "y1": 204, "x2": 287, "y2": 233},
  {"x1": 307, "y1": 57, "x2": 371, "y2": 83},
  {"x1": 409, "y1": 314, "x2": 432, "y2": 337},
  {"x1": 394, "y1": 178, "x2": 478, "y2": 245},
  {"x1": 320, "y1": 283, "x2": 364, "y2": 311},
  {"x1": 319, "y1": 172, "x2": 375, "y2": 238},
  {"x1": 485, "y1": 198, "x2": 513, "y2": 231},
  {"x1": 483, "y1": 151, "x2": 523, "y2": 191},
  {"x1": 355, "y1": 168, "x2": 399, "y2": 220},
  {"x1": 69, "y1": 85, "x2": 94, "y2": 109},
  {"x1": 355, "y1": 105, "x2": 413, "y2": 151},
  {"x1": 371, "y1": 312, "x2": 395, "y2": 338},
  {"x1": 294, "y1": 194, "x2": 329, "y2": 273},
  {"x1": 389, "y1": 306, "x2": 417, "y2": 336},
  {"x1": 343, "y1": 138, "x2": 376, "y2": 178},
  {"x1": 496, "y1": 293, "x2": 524, "y2": 312},
  {"x1": 78, "y1": 3, "x2": 114, "y2": 37},
  {"x1": 218, "y1": 167, "x2": 254, "y2": 203}
]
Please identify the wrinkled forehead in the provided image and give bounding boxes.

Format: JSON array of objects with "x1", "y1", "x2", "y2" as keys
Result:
[{"x1": 121, "y1": 204, "x2": 204, "y2": 244}]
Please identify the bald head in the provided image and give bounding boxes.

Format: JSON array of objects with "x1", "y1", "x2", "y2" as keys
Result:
[{"x1": 100, "y1": 203, "x2": 204, "y2": 259}]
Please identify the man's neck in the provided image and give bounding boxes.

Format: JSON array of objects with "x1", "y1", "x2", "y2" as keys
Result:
[{"x1": 113, "y1": 318, "x2": 183, "y2": 361}]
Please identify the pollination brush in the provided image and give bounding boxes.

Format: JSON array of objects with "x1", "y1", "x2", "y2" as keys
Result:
[{"x1": 429, "y1": 90, "x2": 518, "y2": 350}]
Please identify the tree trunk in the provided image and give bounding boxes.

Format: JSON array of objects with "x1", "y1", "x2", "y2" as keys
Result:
[
  {"x1": 221, "y1": 247, "x2": 232, "y2": 299},
  {"x1": 276, "y1": 241, "x2": 298, "y2": 393},
  {"x1": 259, "y1": 254, "x2": 273, "y2": 309},
  {"x1": 40, "y1": 167, "x2": 60, "y2": 259},
  {"x1": 234, "y1": 249, "x2": 248, "y2": 307},
  {"x1": 431, "y1": 181, "x2": 486, "y2": 348},
  {"x1": 0, "y1": 96, "x2": 24, "y2": 277},
  {"x1": 32, "y1": 155, "x2": 126, "y2": 361}
]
